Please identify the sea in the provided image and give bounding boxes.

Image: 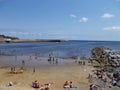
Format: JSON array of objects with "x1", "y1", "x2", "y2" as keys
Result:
[{"x1": 0, "y1": 40, "x2": 120, "y2": 58}]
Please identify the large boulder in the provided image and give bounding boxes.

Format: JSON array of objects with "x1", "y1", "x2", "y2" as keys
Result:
[{"x1": 116, "y1": 80, "x2": 120, "y2": 87}]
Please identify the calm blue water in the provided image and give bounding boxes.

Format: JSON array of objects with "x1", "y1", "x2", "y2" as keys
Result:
[{"x1": 0, "y1": 40, "x2": 120, "y2": 57}]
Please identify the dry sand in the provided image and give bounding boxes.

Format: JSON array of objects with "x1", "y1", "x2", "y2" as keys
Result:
[{"x1": 0, "y1": 55, "x2": 92, "y2": 90}]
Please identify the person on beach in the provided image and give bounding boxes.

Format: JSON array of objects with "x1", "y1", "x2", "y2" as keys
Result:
[
  {"x1": 44, "y1": 83, "x2": 51, "y2": 90},
  {"x1": 69, "y1": 81, "x2": 73, "y2": 88},
  {"x1": 10, "y1": 67, "x2": 16, "y2": 73},
  {"x1": 11, "y1": 67, "x2": 13, "y2": 72},
  {"x1": 78, "y1": 60, "x2": 82, "y2": 65},
  {"x1": 88, "y1": 73, "x2": 92, "y2": 79},
  {"x1": 35, "y1": 56, "x2": 38, "y2": 60},
  {"x1": 29, "y1": 55, "x2": 32, "y2": 60},
  {"x1": 13, "y1": 67, "x2": 17, "y2": 74},
  {"x1": 33, "y1": 67, "x2": 35, "y2": 73},
  {"x1": 52, "y1": 57, "x2": 55, "y2": 64},
  {"x1": 64, "y1": 81, "x2": 69, "y2": 86},
  {"x1": 40, "y1": 85, "x2": 44, "y2": 90},
  {"x1": 83, "y1": 60, "x2": 86, "y2": 65},
  {"x1": 63, "y1": 81, "x2": 69, "y2": 88},
  {"x1": 22, "y1": 60, "x2": 25, "y2": 66},
  {"x1": 56, "y1": 58, "x2": 58, "y2": 65},
  {"x1": 48, "y1": 52, "x2": 53, "y2": 61},
  {"x1": 69, "y1": 81, "x2": 79, "y2": 89},
  {"x1": 32, "y1": 80, "x2": 40, "y2": 88},
  {"x1": 64, "y1": 81, "x2": 77, "y2": 88},
  {"x1": 88, "y1": 73, "x2": 93, "y2": 83},
  {"x1": 8, "y1": 82, "x2": 13, "y2": 86}
]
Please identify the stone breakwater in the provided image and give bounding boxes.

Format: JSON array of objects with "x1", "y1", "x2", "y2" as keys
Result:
[
  {"x1": 91, "y1": 46, "x2": 120, "y2": 67},
  {"x1": 91, "y1": 46, "x2": 120, "y2": 88}
]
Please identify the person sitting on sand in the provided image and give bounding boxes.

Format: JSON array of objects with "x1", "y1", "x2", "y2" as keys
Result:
[
  {"x1": 8, "y1": 82, "x2": 13, "y2": 86},
  {"x1": 44, "y1": 83, "x2": 51, "y2": 90},
  {"x1": 69, "y1": 81, "x2": 79, "y2": 89},
  {"x1": 32, "y1": 80, "x2": 40, "y2": 88},
  {"x1": 64, "y1": 81, "x2": 69, "y2": 86},
  {"x1": 69, "y1": 81, "x2": 73, "y2": 88},
  {"x1": 40, "y1": 85, "x2": 45, "y2": 90},
  {"x1": 63, "y1": 81, "x2": 69, "y2": 88}
]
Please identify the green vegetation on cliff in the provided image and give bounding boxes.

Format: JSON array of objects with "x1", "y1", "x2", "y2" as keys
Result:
[{"x1": 0, "y1": 35, "x2": 19, "y2": 40}]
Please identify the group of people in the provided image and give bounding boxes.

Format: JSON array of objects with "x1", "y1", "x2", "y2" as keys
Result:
[
  {"x1": 78, "y1": 60, "x2": 86, "y2": 65},
  {"x1": 10, "y1": 67, "x2": 16, "y2": 74},
  {"x1": 48, "y1": 52, "x2": 59, "y2": 65},
  {"x1": 63, "y1": 81, "x2": 73, "y2": 88},
  {"x1": 32, "y1": 80, "x2": 51, "y2": 90},
  {"x1": 48, "y1": 57, "x2": 58, "y2": 65}
]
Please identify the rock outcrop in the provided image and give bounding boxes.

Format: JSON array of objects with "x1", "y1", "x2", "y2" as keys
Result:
[{"x1": 91, "y1": 46, "x2": 120, "y2": 67}]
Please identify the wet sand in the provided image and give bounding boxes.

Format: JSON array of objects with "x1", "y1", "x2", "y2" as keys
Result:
[{"x1": 0, "y1": 55, "x2": 92, "y2": 90}]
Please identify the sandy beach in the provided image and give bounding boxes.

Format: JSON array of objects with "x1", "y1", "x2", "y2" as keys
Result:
[{"x1": 0, "y1": 55, "x2": 92, "y2": 90}]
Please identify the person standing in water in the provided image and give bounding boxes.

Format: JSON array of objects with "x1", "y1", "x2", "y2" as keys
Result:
[{"x1": 22, "y1": 60, "x2": 25, "y2": 66}]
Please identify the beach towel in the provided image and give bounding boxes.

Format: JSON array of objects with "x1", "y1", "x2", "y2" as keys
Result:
[
  {"x1": 69, "y1": 86, "x2": 79, "y2": 90},
  {"x1": 64, "y1": 85, "x2": 70, "y2": 88}
]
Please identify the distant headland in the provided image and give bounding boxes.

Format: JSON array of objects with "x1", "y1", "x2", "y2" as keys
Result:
[{"x1": 0, "y1": 34, "x2": 68, "y2": 43}]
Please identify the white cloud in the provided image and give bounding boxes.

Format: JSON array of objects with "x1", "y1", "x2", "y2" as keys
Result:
[
  {"x1": 103, "y1": 26, "x2": 120, "y2": 31},
  {"x1": 70, "y1": 14, "x2": 77, "y2": 18},
  {"x1": 79, "y1": 17, "x2": 88, "y2": 23},
  {"x1": 9, "y1": 31, "x2": 28, "y2": 35},
  {"x1": 101, "y1": 13, "x2": 115, "y2": 18}
]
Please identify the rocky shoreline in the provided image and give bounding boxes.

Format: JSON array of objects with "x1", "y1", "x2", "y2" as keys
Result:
[
  {"x1": 91, "y1": 46, "x2": 120, "y2": 68},
  {"x1": 90, "y1": 46, "x2": 120, "y2": 88}
]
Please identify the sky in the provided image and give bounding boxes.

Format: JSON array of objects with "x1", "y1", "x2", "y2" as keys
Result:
[{"x1": 0, "y1": 0, "x2": 120, "y2": 41}]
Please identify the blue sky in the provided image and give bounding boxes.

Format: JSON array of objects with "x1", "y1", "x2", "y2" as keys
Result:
[{"x1": 0, "y1": 0, "x2": 120, "y2": 41}]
